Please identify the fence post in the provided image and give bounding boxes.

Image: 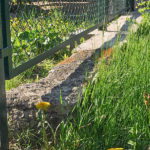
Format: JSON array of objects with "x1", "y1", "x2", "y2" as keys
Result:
[
  {"x1": 97, "y1": 0, "x2": 100, "y2": 24},
  {"x1": 0, "y1": 59, "x2": 8, "y2": 150},
  {"x1": 103, "y1": 0, "x2": 106, "y2": 20},
  {"x1": 127, "y1": 0, "x2": 135, "y2": 11},
  {"x1": 0, "y1": 0, "x2": 10, "y2": 149},
  {"x1": 131, "y1": 0, "x2": 135, "y2": 11}
]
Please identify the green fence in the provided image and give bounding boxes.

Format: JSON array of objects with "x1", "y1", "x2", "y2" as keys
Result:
[{"x1": 0, "y1": 0, "x2": 134, "y2": 149}]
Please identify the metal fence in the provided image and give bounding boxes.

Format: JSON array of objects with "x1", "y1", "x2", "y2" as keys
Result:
[{"x1": 0, "y1": 0, "x2": 134, "y2": 149}]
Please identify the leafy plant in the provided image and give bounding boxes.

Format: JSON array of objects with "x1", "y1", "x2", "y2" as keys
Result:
[
  {"x1": 136, "y1": 0, "x2": 150, "y2": 36},
  {"x1": 10, "y1": 7, "x2": 89, "y2": 67}
]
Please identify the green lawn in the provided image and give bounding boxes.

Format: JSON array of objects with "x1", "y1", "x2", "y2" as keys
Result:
[{"x1": 52, "y1": 16, "x2": 150, "y2": 150}]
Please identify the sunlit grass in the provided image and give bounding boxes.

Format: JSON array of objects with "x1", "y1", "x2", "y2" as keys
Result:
[
  {"x1": 53, "y1": 24, "x2": 150, "y2": 150},
  {"x1": 10, "y1": 23, "x2": 150, "y2": 150}
]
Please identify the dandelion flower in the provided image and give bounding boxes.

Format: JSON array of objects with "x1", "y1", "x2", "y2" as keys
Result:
[{"x1": 36, "y1": 101, "x2": 50, "y2": 111}]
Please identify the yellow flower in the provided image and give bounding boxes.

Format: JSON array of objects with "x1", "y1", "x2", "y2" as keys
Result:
[
  {"x1": 22, "y1": 2, "x2": 25, "y2": 5},
  {"x1": 108, "y1": 148, "x2": 124, "y2": 150},
  {"x1": 36, "y1": 101, "x2": 50, "y2": 111}
]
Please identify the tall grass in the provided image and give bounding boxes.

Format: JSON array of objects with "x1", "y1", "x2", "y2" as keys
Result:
[
  {"x1": 53, "y1": 22, "x2": 150, "y2": 150},
  {"x1": 9, "y1": 10, "x2": 150, "y2": 150}
]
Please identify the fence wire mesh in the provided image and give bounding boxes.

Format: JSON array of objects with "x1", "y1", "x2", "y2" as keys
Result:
[{"x1": 9, "y1": 0, "x2": 130, "y2": 69}]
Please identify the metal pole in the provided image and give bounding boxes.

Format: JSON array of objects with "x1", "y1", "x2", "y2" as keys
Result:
[
  {"x1": 126, "y1": 0, "x2": 129, "y2": 10},
  {"x1": 127, "y1": 0, "x2": 135, "y2": 11},
  {"x1": 98, "y1": 0, "x2": 100, "y2": 24},
  {"x1": 103, "y1": 0, "x2": 106, "y2": 30},
  {"x1": 0, "y1": 58, "x2": 8, "y2": 150},
  {"x1": 0, "y1": 0, "x2": 12, "y2": 80},
  {"x1": 131, "y1": 0, "x2": 135, "y2": 11},
  {"x1": 0, "y1": 0, "x2": 10, "y2": 149}
]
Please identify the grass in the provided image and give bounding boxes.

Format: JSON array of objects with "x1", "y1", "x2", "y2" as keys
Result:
[
  {"x1": 51, "y1": 27, "x2": 150, "y2": 150},
  {"x1": 9, "y1": 13, "x2": 150, "y2": 149}
]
